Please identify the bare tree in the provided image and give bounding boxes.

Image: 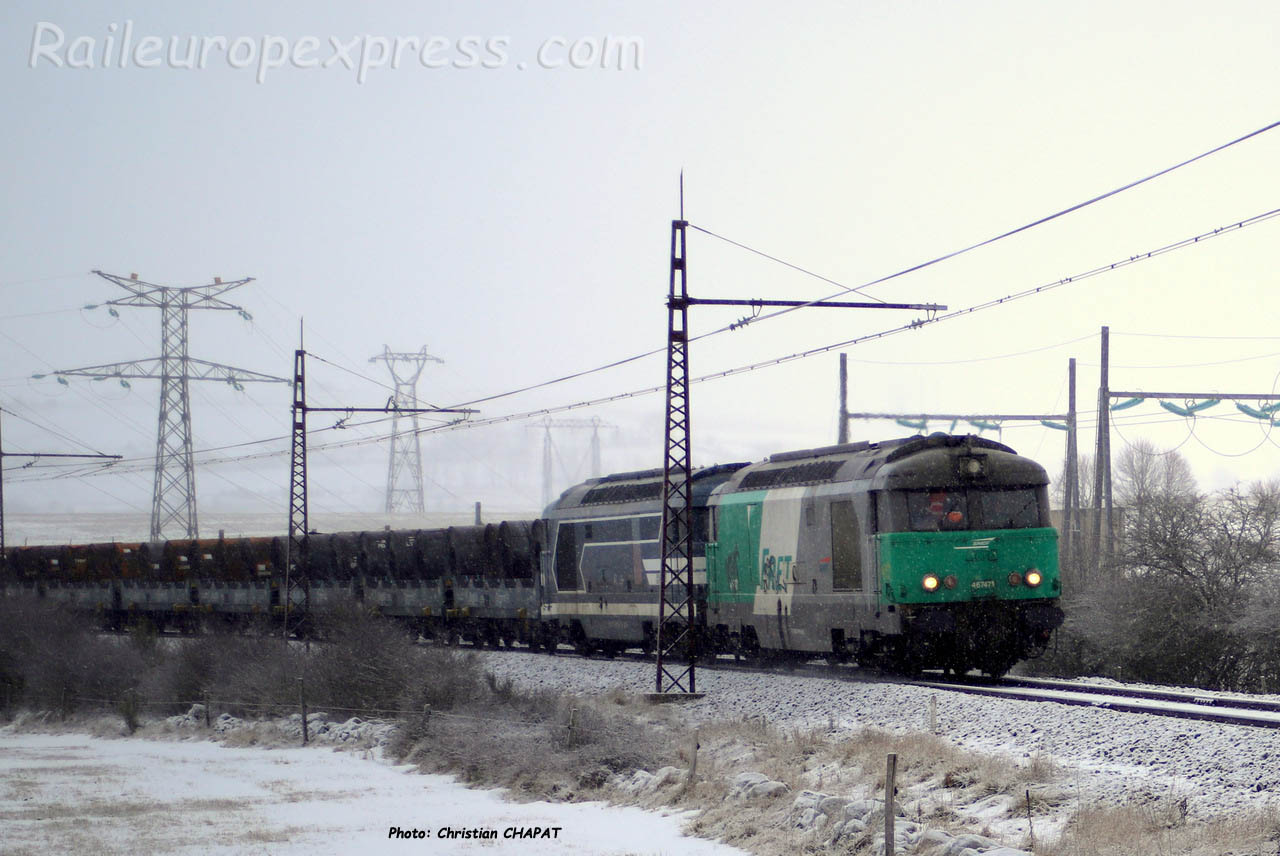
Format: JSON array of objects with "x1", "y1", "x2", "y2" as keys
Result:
[
  {"x1": 1040, "y1": 475, "x2": 1280, "y2": 690},
  {"x1": 1054, "y1": 452, "x2": 1095, "y2": 509},
  {"x1": 1114, "y1": 438, "x2": 1197, "y2": 526}
]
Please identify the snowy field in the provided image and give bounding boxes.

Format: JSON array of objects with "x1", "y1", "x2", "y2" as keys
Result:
[
  {"x1": 474, "y1": 651, "x2": 1280, "y2": 821},
  {"x1": 6, "y1": 651, "x2": 1280, "y2": 855},
  {"x1": 0, "y1": 731, "x2": 749, "y2": 856}
]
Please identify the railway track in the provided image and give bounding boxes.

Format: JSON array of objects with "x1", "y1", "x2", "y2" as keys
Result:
[
  {"x1": 907, "y1": 674, "x2": 1280, "y2": 730},
  {"x1": 119, "y1": 630, "x2": 1280, "y2": 731},
  {"x1": 523, "y1": 648, "x2": 1280, "y2": 730}
]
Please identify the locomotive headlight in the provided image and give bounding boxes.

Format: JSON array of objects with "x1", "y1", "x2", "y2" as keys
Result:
[
  {"x1": 1025, "y1": 569, "x2": 1043, "y2": 588},
  {"x1": 943, "y1": 574, "x2": 958, "y2": 590},
  {"x1": 922, "y1": 574, "x2": 940, "y2": 592},
  {"x1": 958, "y1": 455, "x2": 986, "y2": 478},
  {"x1": 1008, "y1": 572, "x2": 1023, "y2": 587}
]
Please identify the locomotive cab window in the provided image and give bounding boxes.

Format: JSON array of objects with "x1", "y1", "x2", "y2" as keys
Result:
[
  {"x1": 973, "y1": 487, "x2": 1047, "y2": 529},
  {"x1": 907, "y1": 490, "x2": 968, "y2": 531},
  {"x1": 879, "y1": 487, "x2": 1049, "y2": 531}
]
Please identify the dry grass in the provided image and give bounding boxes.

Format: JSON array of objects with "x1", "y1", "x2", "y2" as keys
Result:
[
  {"x1": 1040, "y1": 803, "x2": 1280, "y2": 856},
  {"x1": 392, "y1": 685, "x2": 678, "y2": 802},
  {"x1": 660, "y1": 718, "x2": 1077, "y2": 856}
]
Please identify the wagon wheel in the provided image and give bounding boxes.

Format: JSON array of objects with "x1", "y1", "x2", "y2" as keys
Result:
[
  {"x1": 976, "y1": 651, "x2": 1016, "y2": 680},
  {"x1": 941, "y1": 650, "x2": 972, "y2": 679},
  {"x1": 734, "y1": 628, "x2": 761, "y2": 664}
]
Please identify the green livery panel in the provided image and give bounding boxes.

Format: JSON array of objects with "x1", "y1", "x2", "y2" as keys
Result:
[
  {"x1": 706, "y1": 490, "x2": 768, "y2": 605},
  {"x1": 877, "y1": 527, "x2": 1059, "y2": 605}
]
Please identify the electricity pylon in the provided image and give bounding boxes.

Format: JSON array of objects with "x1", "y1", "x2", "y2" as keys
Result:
[
  {"x1": 285, "y1": 343, "x2": 472, "y2": 639},
  {"x1": 369, "y1": 345, "x2": 443, "y2": 513},
  {"x1": 656, "y1": 209, "x2": 943, "y2": 695},
  {"x1": 48, "y1": 271, "x2": 287, "y2": 541},
  {"x1": 526, "y1": 416, "x2": 612, "y2": 509}
]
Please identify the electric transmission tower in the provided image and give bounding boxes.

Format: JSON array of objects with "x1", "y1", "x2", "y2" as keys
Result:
[
  {"x1": 49, "y1": 270, "x2": 287, "y2": 541},
  {"x1": 369, "y1": 345, "x2": 443, "y2": 513},
  {"x1": 526, "y1": 416, "x2": 612, "y2": 509}
]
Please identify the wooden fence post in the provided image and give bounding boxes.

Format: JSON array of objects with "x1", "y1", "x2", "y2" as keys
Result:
[
  {"x1": 686, "y1": 730, "x2": 700, "y2": 790},
  {"x1": 1026, "y1": 788, "x2": 1035, "y2": 848},
  {"x1": 298, "y1": 677, "x2": 308, "y2": 746},
  {"x1": 885, "y1": 752, "x2": 898, "y2": 856}
]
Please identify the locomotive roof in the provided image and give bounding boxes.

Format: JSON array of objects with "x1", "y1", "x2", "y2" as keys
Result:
[
  {"x1": 546, "y1": 461, "x2": 749, "y2": 513},
  {"x1": 545, "y1": 433, "x2": 1047, "y2": 513},
  {"x1": 717, "y1": 433, "x2": 1045, "y2": 493}
]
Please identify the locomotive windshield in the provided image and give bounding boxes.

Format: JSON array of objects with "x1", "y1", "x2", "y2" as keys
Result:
[{"x1": 879, "y1": 486, "x2": 1049, "y2": 532}]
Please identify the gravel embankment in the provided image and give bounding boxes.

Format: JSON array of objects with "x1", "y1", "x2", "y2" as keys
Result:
[{"x1": 476, "y1": 650, "x2": 1280, "y2": 819}]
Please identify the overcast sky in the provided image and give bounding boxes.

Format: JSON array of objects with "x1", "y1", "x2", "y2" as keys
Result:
[{"x1": 3, "y1": 1, "x2": 1280, "y2": 530}]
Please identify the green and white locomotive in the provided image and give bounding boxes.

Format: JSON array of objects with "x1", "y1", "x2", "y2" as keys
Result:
[
  {"x1": 540, "y1": 433, "x2": 1062, "y2": 676},
  {"x1": 704, "y1": 433, "x2": 1062, "y2": 676}
]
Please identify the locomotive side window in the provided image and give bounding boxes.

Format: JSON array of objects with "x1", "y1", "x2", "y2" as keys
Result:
[
  {"x1": 830, "y1": 500, "x2": 863, "y2": 591},
  {"x1": 638, "y1": 516, "x2": 661, "y2": 541},
  {"x1": 554, "y1": 523, "x2": 581, "y2": 591},
  {"x1": 692, "y1": 508, "x2": 711, "y2": 543},
  {"x1": 559, "y1": 515, "x2": 663, "y2": 594}
]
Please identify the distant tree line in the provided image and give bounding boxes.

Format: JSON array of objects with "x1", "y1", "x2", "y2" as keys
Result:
[{"x1": 1043, "y1": 439, "x2": 1280, "y2": 691}]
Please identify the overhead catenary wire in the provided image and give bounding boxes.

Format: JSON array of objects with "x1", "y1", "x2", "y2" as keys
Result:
[
  {"x1": 8, "y1": 121, "x2": 1280, "y2": 480},
  {"x1": 840, "y1": 333, "x2": 1097, "y2": 366},
  {"x1": 686, "y1": 117, "x2": 1280, "y2": 330},
  {"x1": 431, "y1": 120, "x2": 1280, "y2": 413},
  {"x1": 12, "y1": 129, "x2": 1280, "y2": 498},
  {"x1": 11, "y1": 122, "x2": 1277, "y2": 459},
  {"x1": 399, "y1": 206, "x2": 1280, "y2": 437},
  {"x1": 14, "y1": 203, "x2": 1277, "y2": 487}
]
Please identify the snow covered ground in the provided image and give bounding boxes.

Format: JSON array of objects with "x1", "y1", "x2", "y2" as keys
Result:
[
  {"x1": 7, "y1": 651, "x2": 1279, "y2": 856},
  {"x1": 0, "y1": 731, "x2": 749, "y2": 856},
  {"x1": 475, "y1": 651, "x2": 1280, "y2": 821}
]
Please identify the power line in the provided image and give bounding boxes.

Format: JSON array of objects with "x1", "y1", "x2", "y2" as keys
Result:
[
  {"x1": 682, "y1": 225, "x2": 887, "y2": 302},
  {"x1": 9, "y1": 201, "x2": 1274, "y2": 489},
  {"x1": 9, "y1": 198, "x2": 1280, "y2": 498},
  {"x1": 132, "y1": 201, "x2": 1276, "y2": 459},
  {"x1": 689, "y1": 117, "x2": 1280, "y2": 331},
  {"x1": 671, "y1": 208, "x2": 1280, "y2": 396},
  {"x1": 1089, "y1": 351, "x2": 1280, "y2": 370},
  {"x1": 435, "y1": 123, "x2": 1280, "y2": 415},
  {"x1": 840, "y1": 333, "x2": 1097, "y2": 366}
]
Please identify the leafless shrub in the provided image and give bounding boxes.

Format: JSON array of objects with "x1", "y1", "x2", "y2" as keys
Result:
[
  {"x1": 391, "y1": 683, "x2": 672, "y2": 802},
  {"x1": 0, "y1": 599, "x2": 144, "y2": 716}
]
